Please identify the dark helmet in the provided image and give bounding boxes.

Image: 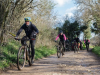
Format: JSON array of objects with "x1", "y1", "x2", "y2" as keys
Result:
[{"x1": 59, "y1": 31, "x2": 63, "y2": 34}]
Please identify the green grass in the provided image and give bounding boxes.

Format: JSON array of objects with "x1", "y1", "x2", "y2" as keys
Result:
[
  {"x1": 0, "y1": 40, "x2": 56, "y2": 69},
  {"x1": 92, "y1": 46, "x2": 100, "y2": 56},
  {"x1": 35, "y1": 46, "x2": 56, "y2": 60},
  {"x1": 82, "y1": 41, "x2": 86, "y2": 50}
]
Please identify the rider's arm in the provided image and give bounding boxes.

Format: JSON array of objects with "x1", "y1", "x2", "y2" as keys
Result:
[
  {"x1": 16, "y1": 25, "x2": 24, "y2": 37},
  {"x1": 32, "y1": 24, "x2": 39, "y2": 34},
  {"x1": 55, "y1": 34, "x2": 60, "y2": 41},
  {"x1": 88, "y1": 40, "x2": 90, "y2": 43},
  {"x1": 63, "y1": 34, "x2": 66, "y2": 41}
]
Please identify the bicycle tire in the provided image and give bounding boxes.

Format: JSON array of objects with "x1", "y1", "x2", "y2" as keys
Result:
[
  {"x1": 60, "y1": 42, "x2": 64, "y2": 56},
  {"x1": 17, "y1": 46, "x2": 26, "y2": 70},
  {"x1": 28, "y1": 45, "x2": 32, "y2": 66},
  {"x1": 77, "y1": 47, "x2": 79, "y2": 53},
  {"x1": 74, "y1": 45, "x2": 77, "y2": 53},
  {"x1": 86, "y1": 44, "x2": 89, "y2": 51},
  {"x1": 57, "y1": 46, "x2": 61, "y2": 58}
]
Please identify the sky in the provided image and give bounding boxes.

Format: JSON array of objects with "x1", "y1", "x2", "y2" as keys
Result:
[{"x1": 54, "y1": 0, "x2": 77, "y2": 20}]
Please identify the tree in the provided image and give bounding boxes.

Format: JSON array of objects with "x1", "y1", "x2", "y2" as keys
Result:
[
  {"x1": 0, "y1": 0, "x2": 57, "y2": 47},
  {"x1": 74, "y1": 0, "x2": 100, "y2": 34},
  {"x1": 57, "y1": 19, "x2": 87, "y2": 41},
  {"x1": 0, "y1": 0, "x2": 40, "y2": 44},
  {"x1": 84, "y1": 22, "x2": 91, "y2": 39}
]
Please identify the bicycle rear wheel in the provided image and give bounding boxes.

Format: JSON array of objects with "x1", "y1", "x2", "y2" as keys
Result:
[{"x1": 17, "y1": 46, "x2": 26, "y2": 70}]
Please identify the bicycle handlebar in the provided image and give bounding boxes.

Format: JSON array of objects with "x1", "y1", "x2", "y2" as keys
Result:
[{"x1": 15, "y1": 38, "x2": 36, "y2": 41}]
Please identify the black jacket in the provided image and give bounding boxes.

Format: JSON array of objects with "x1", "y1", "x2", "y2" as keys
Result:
[
  {"x1": 16, "y1": 22, "x2": 39, "y2": 38},
  {"x1": 73, "y1": 38, "x2": 80, "y2": 43}
]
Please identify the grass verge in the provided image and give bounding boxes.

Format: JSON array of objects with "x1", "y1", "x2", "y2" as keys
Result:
[
  {"x1": 92, "y1": 46, "x2": 100, "y2": 56},
  {"x1": 0, "y1": 40, "x2": 56, "y2": 70}
]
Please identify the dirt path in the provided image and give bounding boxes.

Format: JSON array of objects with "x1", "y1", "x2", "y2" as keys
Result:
[{"x1": 1, "y1": 50, "x2": 100, "y2": 75}]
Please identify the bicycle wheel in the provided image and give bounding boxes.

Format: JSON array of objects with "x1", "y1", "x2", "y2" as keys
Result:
[
  {"x1": 86, "y1": 44, "x2": 89, "y2": 51},
  {"x1": 57, "y1": 46, "x2": 61, "y2": 58},
  {"x1": 74, "y1": 45, "x2": 77, "y2": 53},
  {"x1": 77, "y1": 47, "x2": 79, "y2": 53},
  {"x1": 28, "y1": 45, "x2": 32, "y2": 66},
  {"x1": 17, "y1": 46, "x2": 26, "y2": 70}
]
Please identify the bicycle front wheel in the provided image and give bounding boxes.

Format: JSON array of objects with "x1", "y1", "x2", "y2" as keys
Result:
[
  {"x1": 28, "y1": 45, "x2": 32, "y2": 66},
  {"x1": 86, "y1": 45, "x2": 89, "y2": 51},
  {"x1": 17, "y1": 46, "x2": 26, "y2": 70},
  {"x1": 74, "y1": 45, "x2": 77, "y2": 53},
  {"x1": 57, "y1": 47, "x2": 61, "y2": 58}
]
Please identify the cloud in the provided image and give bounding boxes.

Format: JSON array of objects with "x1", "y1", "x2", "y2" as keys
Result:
[
  {"x1": 66, "y1": 6, "x2": 77, "y2": 13},
  {"x1": 54, "y1": 0, "x2": 71, "y2": 6},
  {"x1": 65, "y1": 6, "x2": 77, "y2": 17},
  {"x1": 66, "y1": 13, "x2": 74, "y2": 17}
]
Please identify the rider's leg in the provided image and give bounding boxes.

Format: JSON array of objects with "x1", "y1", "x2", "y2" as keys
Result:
[
  {"x1": 62, "y1": 41, "x2": 65, "y2": 54},
  {"x1": 30, "y1": 40, "x2": 36, "y2": 60},
  {"x1": 63, "y1": 41, "x2": 66, "y2": 51}
]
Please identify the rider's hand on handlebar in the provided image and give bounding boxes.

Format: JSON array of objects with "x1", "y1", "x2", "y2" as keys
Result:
[{"x1": 14, "y1": 36, "x2": 18, "y2": 40}]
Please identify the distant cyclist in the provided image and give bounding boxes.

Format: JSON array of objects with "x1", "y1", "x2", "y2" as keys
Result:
[
  {"x1": 73, "y1": 35, "x2": 80, "y2": 49},
  {"x1": 80, "y1": 40, "x2": 83, "y2": 50},
  {"x1": 73, "y1": 35, "x2": 80, "y2": 44},
  {"x1": 84, "y1": 38, "x2": 90, "y2": 51},
  {"x1": 55, "y1": 31, "x2": 66, "y2": 55},
  {"x1": 65, "y1": 37, "x2": 70, "y2": 51},
  {"x1": 15, "y1": 17, "x2": 39, "y2": 63}
]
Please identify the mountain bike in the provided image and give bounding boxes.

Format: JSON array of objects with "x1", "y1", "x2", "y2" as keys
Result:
[
  {"x1": 15, "y1": 37, "x2": 35, "y2": 70},
  {"x1": 56, "y1": 41, "x2": 64, "y2": 58},
  {"x1": 65, "y1": 41, "x2": 70, "y2": 51},
  {"x1": 73, "y1": 41, "x2": 79, "y2": 53},
  {"x1": 86, "y1": 43, "x2": 89, "y2": 51}
]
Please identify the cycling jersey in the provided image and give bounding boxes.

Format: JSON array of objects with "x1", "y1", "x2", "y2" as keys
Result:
[
  {"x1": 73, "y1": 38, "x2": 80, "y2": 43},
  {"x1": 55, "y1": 34, "x2": 66, "y2": 41}
]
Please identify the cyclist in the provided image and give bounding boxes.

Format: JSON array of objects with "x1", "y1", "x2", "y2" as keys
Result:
[
  {"x1": 80, "y1": 40, "x2": 83, "y2": 50},
  {"x1": 73, "y1": 35, "x2": 80, "y2": 48},
  {"x1": 15, "y1": 17, "x2": 39, "y2": 63},
  {"x1": 84, "y1": 38, "x2": 90, "y2": 51},
  {"x1": 65, "y1": 37, "x2": 70, "y2": 51},
  {"x1": 55, "y1": 31, "x2": 66, "y2": 55}
]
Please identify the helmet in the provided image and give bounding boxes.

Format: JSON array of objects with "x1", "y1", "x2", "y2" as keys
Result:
[
  {"x1": 24, "y1": 17, "x2": 31, "y2": 21},
  {"x1": 59, "y1": 31, "x2": 63, "y2": 34},
  {"x1": 75, "y1": 35, "x2": 77, "y2": 38}
]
